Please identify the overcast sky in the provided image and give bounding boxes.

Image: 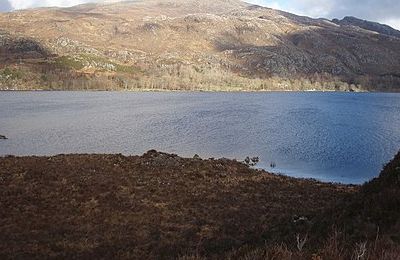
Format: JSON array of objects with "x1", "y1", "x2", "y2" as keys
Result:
[{"x1": 1, "y1": 0, "x2": 400, "y2": 29}]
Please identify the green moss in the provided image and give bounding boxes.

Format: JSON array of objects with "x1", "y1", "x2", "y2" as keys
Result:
[
  {"x1": 40, "y1": 74, "x2": 48, "y2": 82},
  {"x1": 81, "y1": 54, "x2": 138, "y2": 73},
  {"x1": 55, "y1": 54, "x2": 137, "y2": 74},
  {"x1": 55, "y1": 56, "x2": 85, "y2": 70},
  {"x1": 79, "y1": 54, "x2": 108, "y2": 64},
  {"x1": 1, "y1": 68, "x2": 23, "y2": 80},
  {"x1": 114, "y1": 63, "x2": 138, "y2": 73}
]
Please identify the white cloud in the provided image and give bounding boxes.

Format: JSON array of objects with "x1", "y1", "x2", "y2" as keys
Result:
[
  {"x1": 382, "y1": 18, "x2": 400, "y2": 30},
  {"x1": 247, "y1": 0, "x2": 333, "y2": 17},
  {"x1": 7, "y1": 0, "x2": 114, "y2": 10},
  {"x1": 247, "y1": 0, "x2": 281, "y2": 10}
]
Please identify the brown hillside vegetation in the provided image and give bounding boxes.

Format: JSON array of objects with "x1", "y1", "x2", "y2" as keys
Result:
[
  {"x1": 0, "y1": 0, "x2": 400, "y2": 91},
  {"x1": 0, "y1": 150, "x2": 399, "y2": 259}
]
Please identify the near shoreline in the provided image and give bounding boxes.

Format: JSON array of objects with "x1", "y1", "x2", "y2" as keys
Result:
[{"x1": 1, "y1": 150, "x2": 399, "y2": 259}]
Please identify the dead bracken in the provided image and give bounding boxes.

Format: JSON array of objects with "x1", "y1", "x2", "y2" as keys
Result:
[{"x1": 0, "y1": 150, "x2": 399, "y2": 259}]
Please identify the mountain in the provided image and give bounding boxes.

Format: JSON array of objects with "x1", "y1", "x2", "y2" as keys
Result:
[
  {"x1": 332, "y1": 16, "x2": 400, "y2": 39},
  {"x1": 0, "y1": 0, "x2": 400, "y2": 91}
]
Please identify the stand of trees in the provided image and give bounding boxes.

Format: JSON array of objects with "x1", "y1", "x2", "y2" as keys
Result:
[{"x1": 1, "y1": 61, "x2": 399, "y2": 92}]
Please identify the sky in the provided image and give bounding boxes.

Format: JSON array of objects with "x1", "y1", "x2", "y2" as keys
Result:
[
  {"x1": 0, "y1": 0, "x2": 399, "y2": 29},
  {"x1": 247, "y1": 0, "x2": 400, "y2": 29}
]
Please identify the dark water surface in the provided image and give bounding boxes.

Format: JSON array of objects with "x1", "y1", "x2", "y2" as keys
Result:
[{"x1": 1, "y1": 91, "x2": 399, "y2": 184}]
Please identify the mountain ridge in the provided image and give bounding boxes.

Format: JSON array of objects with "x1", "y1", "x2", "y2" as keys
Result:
[
  {"x1": 0, "y1": 0, "x2": 400, "y2": 91},
  {"x1": 332, "y1": 16, "x2": 400, "y2": 39}
]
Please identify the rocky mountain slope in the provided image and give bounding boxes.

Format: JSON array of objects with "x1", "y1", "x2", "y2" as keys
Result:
[
  {"x1": 0, "y1": 0, "x2": 400, "y2": 91},
  {"x1": 332, "y1": 16, "x2": 400, "y2": 39}
]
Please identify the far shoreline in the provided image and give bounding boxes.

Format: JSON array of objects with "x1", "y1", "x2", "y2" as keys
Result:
[{"x1": 2, "y1": 88, "x2": 397, "y2": 93}]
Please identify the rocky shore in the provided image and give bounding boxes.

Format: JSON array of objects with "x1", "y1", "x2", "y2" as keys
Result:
[{"x1": 0, "y1": 150, "x2": 399, "y2": 259}]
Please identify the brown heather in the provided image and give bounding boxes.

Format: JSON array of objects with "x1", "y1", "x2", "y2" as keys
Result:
[{"x1": 0, "y1": 150, "x2": 399, "y2": 259}]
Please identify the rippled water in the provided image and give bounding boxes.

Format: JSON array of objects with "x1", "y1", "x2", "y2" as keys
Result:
[{"x1": 1, "y1": 91, "x2": 399, "y2": 184}]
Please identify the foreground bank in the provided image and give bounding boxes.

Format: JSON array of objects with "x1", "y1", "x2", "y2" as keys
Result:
[{"x1": 0, "y1": 150, "x2": 399, "y2": 259}]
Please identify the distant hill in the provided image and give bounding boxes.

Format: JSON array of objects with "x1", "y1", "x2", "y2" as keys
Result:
[
  {"x1": 0, "y1": 0, "x2": 400, "y2": 91},
  {"x1": 332, "y1": 16, "x2": 400, "y2": 39}
]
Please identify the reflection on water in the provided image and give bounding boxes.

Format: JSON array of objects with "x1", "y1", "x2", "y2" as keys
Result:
[{"x1": 0, "y1": 91, "x2": 399, "y2": 184}]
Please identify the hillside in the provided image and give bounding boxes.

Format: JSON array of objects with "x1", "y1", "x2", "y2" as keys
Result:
[
  {"x1": 332, "y1": 16, "x2": 400, "y2": 39},
  {"x1": 0, "y1": 150, "x2": 399, "y2": 259},
  {"x1": 1, "y1": 0, "x2": 400, "y2": 91}
]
